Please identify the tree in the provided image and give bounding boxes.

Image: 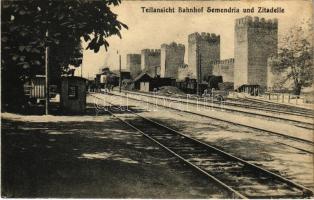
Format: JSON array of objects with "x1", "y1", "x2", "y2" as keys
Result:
[
  {"x1": 1, "y1": 0, "x2": 128, "y2": 111},
  {"x1": 269, "y1": 20, "x2": 313, "y2": 95}
]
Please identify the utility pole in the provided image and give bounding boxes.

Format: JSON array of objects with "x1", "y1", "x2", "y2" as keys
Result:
[
  {"x1": 119, "y1": 54, "x2": 122, "y2": 93},
  {"x1": 45, "y1": 30, "x2": 49, "y2": 115},
  {"x1": 196, "y1": 45, "x2": 200, "y2": 96},
  {"x1": 199, "y1": 53, "x2": 202, "y2": 96},
  {"x1": 44, "y1": 2, "x2": 50, "y2": 115}
]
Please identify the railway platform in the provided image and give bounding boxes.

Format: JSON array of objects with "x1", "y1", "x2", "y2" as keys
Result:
[{"x1": 1, "y1": 109, "x2": 228, "y2": 198}]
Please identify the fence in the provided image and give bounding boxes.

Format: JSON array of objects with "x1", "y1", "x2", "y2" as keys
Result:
[{"x1": 263, "y1": 92, "x2": 305, "y2": 105}]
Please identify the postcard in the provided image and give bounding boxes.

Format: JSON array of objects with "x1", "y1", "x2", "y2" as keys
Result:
[{"x1": 1, "y1": 0, "x2": 313, "y2": 198}]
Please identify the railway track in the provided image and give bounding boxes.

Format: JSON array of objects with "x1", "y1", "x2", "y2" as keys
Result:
[
  {"x1": 102, "y1": 92, "x2": 314, "y2": 148},
  {"x1": 156, "y1": 92, "x2": 314, "y2": 118},
  {"x1": 91, "y1": 95, "x2": 314, "y2": 199},
  {"x1": 227, "y1": 97, "x2": 314, "y2": 118},
  {"x1": 111, "y1": 90, "x2": 313, "y2": 129}
]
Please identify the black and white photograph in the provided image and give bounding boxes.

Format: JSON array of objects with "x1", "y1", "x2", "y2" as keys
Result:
[{"x1": 1, "y1": 0, "x2": 313, "y2": 198}]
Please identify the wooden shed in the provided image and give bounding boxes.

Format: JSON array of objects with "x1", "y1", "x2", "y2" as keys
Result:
[
  {"x1": 60, "y1": 76, "x2": 86, "y2": 114},
  {"x1": 133, "y1": 72, "x2": 175, "y2": 92},
  {"x1": 133, "y1": 72, "x2": 153, "y2": 91}
]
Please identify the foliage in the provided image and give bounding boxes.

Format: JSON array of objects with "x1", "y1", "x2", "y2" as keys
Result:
[
  {"x1": 1, "y1": 0, "x2": 128, "y2": 110},
  {"x1": 270, "y1": 20, "x2": 313, "y2": 95}
]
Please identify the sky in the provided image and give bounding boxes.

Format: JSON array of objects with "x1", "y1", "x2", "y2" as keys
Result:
[{"x1": 76, "y1": 0, "x2": 312, "y2": 78}]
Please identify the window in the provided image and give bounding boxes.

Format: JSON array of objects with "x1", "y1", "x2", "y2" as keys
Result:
[{"x1": 68, "y1": 85, "x2": 78, "y2": 99}]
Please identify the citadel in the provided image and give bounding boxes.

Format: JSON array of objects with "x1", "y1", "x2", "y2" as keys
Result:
[{"x1": 121, "y1": 16, "x2": 279, "y2": 94}]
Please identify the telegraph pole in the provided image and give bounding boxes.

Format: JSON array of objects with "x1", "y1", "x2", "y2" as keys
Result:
[
  {"x1": 196, "y1": 45, "x2": 200, "y2": 96},
  {"x1": 44, "y1": 2, "x2": 50, "y2": 115},
  {"x1": 119, "y1": 54, "x2": 122, "y2": 93},
  {"x1": 45, "y1": 31, "x2": 49, "y2": 115},
  {"x1": 199, "y1": 53, "x2": 202, "y2": 95}
]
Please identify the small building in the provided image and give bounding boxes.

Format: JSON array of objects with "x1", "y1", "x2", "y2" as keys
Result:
[
  {"x1": 133, "y1": 72, "x2": 153, "y2": 91},
  {"x1": 133, "y1": 72, "x2": 175, "y2": 92},
  {"x1": 60, "y1": 76, "x2": 87, "y2": 114}
]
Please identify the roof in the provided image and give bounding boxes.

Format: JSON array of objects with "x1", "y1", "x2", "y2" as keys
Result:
[
  {"x1": 111, "y1": 69, "x2": 130, "y2": 74},
  {"x1": 133, "y1": 72, "x2": 153, "y2": 82},
  {"x1": 61, "y1": 76, "x2": 87, "y2": 81}
]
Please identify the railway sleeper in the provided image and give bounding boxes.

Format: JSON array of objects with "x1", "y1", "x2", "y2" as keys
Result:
[
  {"x1": 149, "y1": 134, "x2": 182, "y2": 138},
  {"x1": 169, "y1": 146, "x2": 207, "y2": 151},
  {"x1": 149, "y1": 135, "x2": 174, "y2": 140},
  {"x1": 174, "y1": 149, "x2": 210, "y2": 154},
  {"x1": 166, "y1": 143, "x2": 198, "y2": 148},
  {"x1": 149, "y1": 133, "x2": 184, "y2": 138},
  {"x1": 197, "y1": 161, "x2": 241, "y2": 167}
]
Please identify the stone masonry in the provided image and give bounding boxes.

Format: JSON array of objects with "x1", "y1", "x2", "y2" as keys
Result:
[
  {"x1": 141, "y1": 49, "x2": 161, "y2": 77},
  {"x1": 188, "y1": 32, "x2": 220, "y2": 81},
  {"x1": 126, "y1": 54, "x2": 141, "y2": 79},
  {"x1": 160, "y1": 42, "x2": 185, "y2": 79},
  {"x1": 212, "y1": 58, "x2": 234, "y2": 83},
  {"x1": 234, "y1": 16, "x2": 278, "y2": 89}
]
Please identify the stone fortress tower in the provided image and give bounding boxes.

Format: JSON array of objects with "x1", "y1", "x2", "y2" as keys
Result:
[
  {"x1": 141, "y1": 49, "x2": 161, "y2": 77},
  {"x1": 160, "y1": 42, "x2": 185, "y2": 79},
  {"x1": 188, "y1": 32, "x2": 220, "y2": 81},
  {"x1": 126, "y1": 54, "x2": 141, "y2": 79},
  {"x1": 234, "y1": 16, "x2": 278, "y2": 89}
]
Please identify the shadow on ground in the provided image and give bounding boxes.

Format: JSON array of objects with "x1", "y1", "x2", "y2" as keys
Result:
[{"x1": 1, "y1": 110, "x2": 228, "y2": 198}]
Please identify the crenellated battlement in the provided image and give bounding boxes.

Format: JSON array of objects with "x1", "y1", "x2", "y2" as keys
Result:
[
  {"x1": 141, "y1": 49, "x2": 161, "y2": 56},
  {"x1": 161, "y1": 42, "x2": 185, "y2": 50},
  {"x1": 127, "y1": 54, "x2": 141, "y2": 64},
  {"x1": 235, "y1": 16, "x2": 278, "y2": 29},
  {"x1": 188, "y1": 32, "x2": 220, "y2": 43},
  {"x1": 211, "y1": 58, "x2": 235, "y2": 65},
  {"x1": 161, "y1": 42, "x2": 185, "y2": 49},
  {"x1": 127, "y1": 54, "x2": 141, "y2": 57}
]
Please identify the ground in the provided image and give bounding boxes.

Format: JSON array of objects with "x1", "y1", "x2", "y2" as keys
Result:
[
  {"x1": 94, "y1": 93, "x2": 314, "y2": 190},
  {"x1": 1, "y1": 107, "x2": 228, "y2": 198},
  {"x1": 2, "y1": 93, "x2": 313, "y2": 198}
]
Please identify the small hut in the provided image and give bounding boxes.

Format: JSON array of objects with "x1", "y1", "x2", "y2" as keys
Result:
[{"x1": 60, "y1": 76, "x2": 86, "y2": 114}]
